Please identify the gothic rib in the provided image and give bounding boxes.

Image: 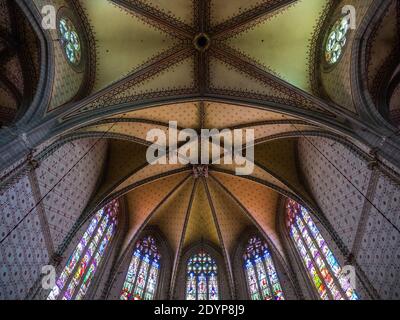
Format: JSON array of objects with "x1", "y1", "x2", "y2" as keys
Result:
[
  {"x1": 195, "y1": 0, "x2": 211, "y2": 32},
  {"x1": 13, "y1": 0, "x2": 54, "y2": 122},
  {"x1": 208, "y1": 167, "x2": 309, "y2": 220},
  {"x1": 111, "y1": 0, "x2": 195, "y2": 39},
  {"x1": 210, "y1": 44, "x2": 334, "y2": 115},
  {"x1": 113, "y1": 174, "x2": 193, "y2": 271},
  {"x1": 227, "y1": 119, "x2": 316, "y2": 131},
  {"x1": 195, "y1": 50, "x2": 209, "y2": 95},
  {"x1": 211, "y1": 0, "x2": 297, "y2": 40},
  {"x1": 355, "y1": 0, "x2": 399, "y2": 129},
  {"x1": 80, "y1": 118, "x2": 187, "y2": 131},
  {"x1": 207, "y1": 173, "x2": 297, "y2": 288},
  {"x1": 102, "y1": 174, "x2": 194, "y2": 298},
  {"x1": 202, "y1": 177, "x2": 236, "y2": 298},
  {"x1": 93, "y1": 168, "x2": 193, "y2": 216},
  {"x1": 168, "y1": 178, "x2": 198, "y2": 299},
  {"x1": 62, "y1": 45, "x2": 195, "y2": 119},
  {"x1": 193, "y1": 1, "x2": 211, "y2": 95}
]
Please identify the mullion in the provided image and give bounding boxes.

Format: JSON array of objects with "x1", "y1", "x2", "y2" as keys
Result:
[
  {"x1": 299, "y1": 214, "x2": 346, "y2": 299},
  {"x1": 73, "y1": 218, "x2": 113, "y2": 300},
  {"x1": 142, "y1": 256, "x2": 153, "y2": 299},
  {"x1": 58, "y1": 211, "x2": 106, "y2": 299},
  {"x1": 262, "y1": 258, "x2": 275, "y2": 300},
  {"x1": 293, "y1": 223, "x2": 334, "y2": 300},
  {"x1": 253, "y1": 258, "x2": 271, "y2": 300},
  {"x1": 245, "y1": 261, "x2": 262, "y2": 300}
]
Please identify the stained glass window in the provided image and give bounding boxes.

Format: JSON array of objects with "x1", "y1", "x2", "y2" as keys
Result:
[
  {"x1": 325, "y1": 14, "x2": 351, "y2": 65},
  {"x1": 120, "y1": 235, "x2": 161, "y2": 300},
  {"x1": 47, "y1": 200, "x2": 119, "y2": 300},
  {"x1": 243, "y1": 236, "x2": 284, "y2": 300},
  {"x1": 286, "y1": 199, "x2": 359, "y2": 300},
  {"x1": 186, "y1": 250, "x2": 219, "y2": 300},
  {"x1": 58, "y1": 17, "x2": 81, "y2": 65}
]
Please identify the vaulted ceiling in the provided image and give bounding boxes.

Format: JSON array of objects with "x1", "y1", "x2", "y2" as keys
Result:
[
  {"x1": 67, "y1": 101, "x2": 328, "y2": 269},
  {"x1": 6, "y1": 0, "x2": 392, "y2": 177},
  {"x1": 61, "y1": 0, "x2": 335, "y2": 124},
  {"x1": 51, "y1": 0, "x2": 350, "y2": 267},
  {"x1": 365, "y1": 0, "x2": 400, "y2": 126},
  {"x1": 9, "y1": 0, "x2": 396, "y2": 285}
]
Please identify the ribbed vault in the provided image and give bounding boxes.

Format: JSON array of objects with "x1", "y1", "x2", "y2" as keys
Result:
[
  {"x1": 55, "y1": 101, "x2": 331, "y2": 287},
  {"x1": 57, "y1": 0, "x2": 338, "y2": 124},
  {"x1": 74, "y1": 102, "x2": 322, "y2": 211},
  {"x1": 2, "y1": 0, "x2": 400, "y2": 302}
]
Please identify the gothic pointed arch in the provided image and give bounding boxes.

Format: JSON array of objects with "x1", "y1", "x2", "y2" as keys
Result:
[
  {"x1": 284, "y1": 199, "x2": 359, "y2": 300},
  {"x1": 0, "y1": 0, "x2": 41, "y2": 125},
  {"x1": 46, "y1": 200, "x2": 120, "y2": 300},
  {"x1": 105, "y1": 226, "x2": 173, "y2": 300},
  {"x1": 232, "y1": 228, "x2": 299, "y2": 300},
  {"x1": 173, "y1": 241, "x2": 231, "y2": 300}
]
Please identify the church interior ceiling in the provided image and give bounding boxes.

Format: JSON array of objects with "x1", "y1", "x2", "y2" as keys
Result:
[{"x1": 0, "y1": 0, "x2": 399, "y2": 302}]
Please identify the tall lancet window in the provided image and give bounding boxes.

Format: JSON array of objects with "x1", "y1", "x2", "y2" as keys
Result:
[
  {"x1": 286, "y1": 200, "x2": 359, "y2": 300},
  {"x1": 243, "y1": 236, "x2": 284, "y2": 300},
  {"x1": 120, "y1": 235, "x2": 161, "y2": 300},
  {"x1": 47, "y1": 200, "x2": 119, "y2": 300},
  {"x1": 186, "y1": 250, "x2": 219, "y2": 300}
]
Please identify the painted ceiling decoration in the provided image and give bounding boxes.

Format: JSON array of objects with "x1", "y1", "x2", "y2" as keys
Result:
[
  {"x1": 58, "y1": 0, "x2": 339, "y2": 124},
  {"x1": 4, "y1": 0, "x2": 398, "y2": 178},
  {"x1": 2, "y1": 0, "x2": 400, "y2": 301},
  {"x1": 113, "y1": 167, "x2": 290, "y2": 276},
  {"x1": 67, "y1": 102, "x2": 320, "y2": 204},
  {"x1": 53, "y1": 101, "x2": 327, "y2": 271}
]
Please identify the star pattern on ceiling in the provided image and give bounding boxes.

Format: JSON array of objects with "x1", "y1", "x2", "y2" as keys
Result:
[{"x1": 63, "y1": 0, "x2": 336, "y2": 121}]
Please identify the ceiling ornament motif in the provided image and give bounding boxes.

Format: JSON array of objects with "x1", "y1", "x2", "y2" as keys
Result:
[
  {"x1": 84, "y1": 136, "x2": 312, "y2": 254},
  {"x1": 192, "y1": 165, "x2": 209, "y2": 178},
  {"x1": 25, "y1": 1, "x2": 380, "y2": 282},
  {"x1": 209, "y1": 45, "x2": 333, "y2": 116},
  {"x1": 61, "y1": 0, "x2": 337, "y2": 123}
]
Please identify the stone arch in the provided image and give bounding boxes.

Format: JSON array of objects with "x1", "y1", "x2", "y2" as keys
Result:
[
  {"x1": 231, "y1": 227, "x2": 300, "y2": 300},
  {"x1": 173, "y1": 241, "x2": 232, "y2": 300},
  {"x1": 104, "y1": 225, "x2": 173, "y2": 300}
]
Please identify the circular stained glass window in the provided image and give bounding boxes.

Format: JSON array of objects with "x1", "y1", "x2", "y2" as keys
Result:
[
  {"x1": 325, "y1": 15, "x2": 351, "y2": 65},
  {"x1": 58, "y1": 17, "x2": 81, "y2": 66}
]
